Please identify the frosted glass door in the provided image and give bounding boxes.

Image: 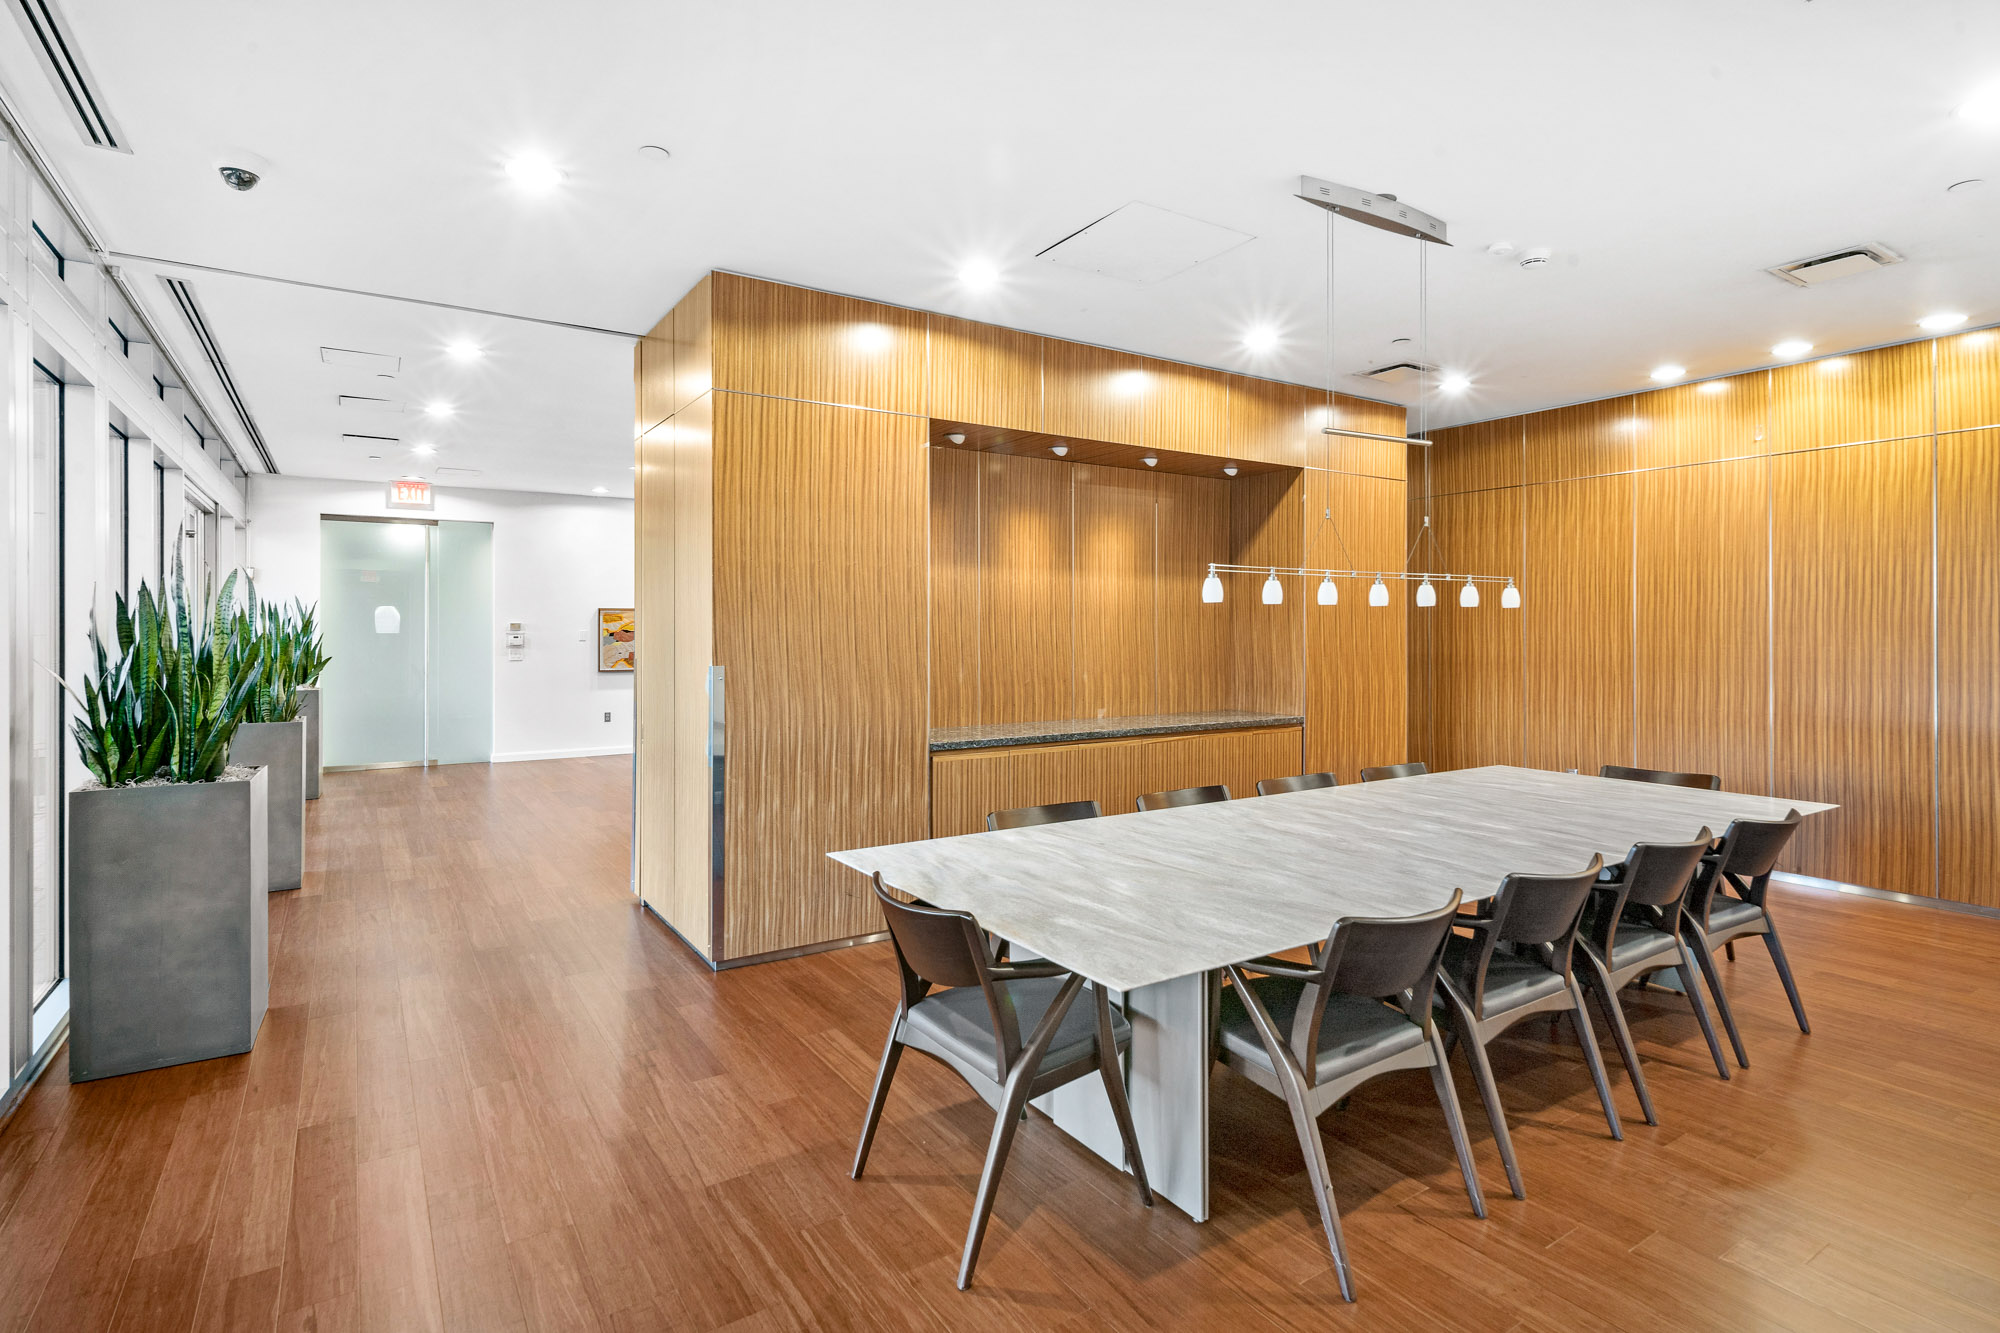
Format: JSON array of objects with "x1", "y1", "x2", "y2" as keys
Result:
[
  {"x1": 427, "y1": 520, "x2": 493, "y2": 763},
  {"x1": 320, "y1": 519, "x2": 428, "y2": 766}
]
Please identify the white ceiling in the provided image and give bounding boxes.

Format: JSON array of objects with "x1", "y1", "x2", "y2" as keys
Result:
[{"x1": 5, "y1": 0, "x2": 2000, "y2": 490}]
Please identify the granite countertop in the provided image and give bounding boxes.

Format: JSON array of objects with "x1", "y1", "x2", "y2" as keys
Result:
[{"x1": 930, "y1": 709, "x2": 1304, "y2": 752}]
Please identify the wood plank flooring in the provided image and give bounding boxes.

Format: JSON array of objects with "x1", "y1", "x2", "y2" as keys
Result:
[{"x1": 2, "y1": 757, "x2": 1997, "y2": 1330}]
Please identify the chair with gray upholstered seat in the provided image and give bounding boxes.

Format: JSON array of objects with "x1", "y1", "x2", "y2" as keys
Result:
[
  {"x1": 1575, "y1": 829, "x2": 1732, "y2": 1126},
  {"x1": 987, "y1": 799, "x2": 1102, "y2": 831},
  {"x1": 1680, "y1": 809, "x2": 1809, "y2": 1069},
  {"x1": 1215, "y1": 890, "x2": 1483, "y2": 1301},
  {"x1": 1434, "y1": 855, "x2": 1623, "y2": 1201},
  {"x1": 1358, "y1": 762, "x2": 1427, "y2": 782},
  {"x1": 1599, "y1": 763, "x2": 1722, "y2": 791},
  {"x1": 852, "y1": 873, "x2": 1151, "y2": 1289},
  {"x1": 1136, "y1": 784, "x2": 1230, "y2": 811},
  {"x1": 1257, "y1": 772, "x2": 1338, "y2": 796}
]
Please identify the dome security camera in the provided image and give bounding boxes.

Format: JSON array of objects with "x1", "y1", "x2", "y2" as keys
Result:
[{"x1": 218, "y1": 166, "x2": 261, "y2": 192}]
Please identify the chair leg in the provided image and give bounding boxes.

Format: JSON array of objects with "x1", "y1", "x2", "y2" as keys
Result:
[
  {"x1": 1684, "y1": 922, "x2": 1749, "y2": 1069},
  {"x1": 851, "y1": 1013, "x2": 904, "y2": 1180},
  {"x1": 1442, "y1": 986, "x2": 1521, "y2": 1199},
  {"x1": 1761, "y1": 921, "x2": 1811, "y2": 1034},
  {"x1": 1426, "y1": 1027, "x2": 1489, "y2": 1219},
  {"x1": 1092, "y1": 985, "x2": 1153, "y2": 1207},
  {"x1": 958, "y1": 973, "x2": 1086, "y2": 1290},
  {"x1": 1580, "y1": 953, "x2": 1656, "y2": 1127},
  {"x1": 1225, "y1": 966, "x2": 1356, "y2": 1300},
  {"x1": 1675, "y1": 940, "x2": 1731, "y2": 1081},
  {"x1": 1565, "y1": 979, "x2": 1623, "y2": 1142}
]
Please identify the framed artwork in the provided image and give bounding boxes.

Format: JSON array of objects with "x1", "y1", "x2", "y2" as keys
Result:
[{"x1": 597, "y1": 607, "x2": 635, "y2": 672}]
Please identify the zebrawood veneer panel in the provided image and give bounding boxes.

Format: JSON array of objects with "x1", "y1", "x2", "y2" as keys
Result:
[
  {"x1": 1044, "y1": 341, "x2": 1145, "y2": 446},
  {"x1": 1422, "y1": 487, "x2": 1524, "y2": 772},
  {"x1": 1526, "y1": 396, "x2": 1636, "y2": 483},
  {"x1": 669, "y1": 397, "x2": 716, "y2": 955},
  {"x1": 711, "y1": 273, "x2": 925, "y2": 415},
  {"x1": 1937, "y1": 328, "x2": 2000, "y2": 433},
  {"x1": 1426, "y1": 416, "x2": 1524, "y2": 495},
  {"x1": 928, "y1": 447, "x2": 980, "y2": 729},
  {"x1": 633, "y1": 422, "x2": 680, "y2": 936},
  {"x1": 1526, "y1": 474, "x2": 1635, "y2": 775},
  {"x1": 931, "y1": 751, "x2": 1012, "y2": 838},
  {"x1": 1772, "y1": 436, "x2": 1934, "y2": 897},
  {"x1": 714, "y1": 396, "x2": 929, "y2": 959},
  {"x1": 979, "y1": 453, "x2": 1073, "y2": 725},
  {"x1": 927, "y1": 314, "x2": 1041, "y2": 432},
  {"x1": 1224, "y1": 374, "x2": 1314, "y2": 468},
  {"x1": 1228, "y1": 470, "x2": 1304, "y2": 716},
  {"x1": 1072, "y1": 466, "x2": 1158, "y2": 717},
  {"x1": 1327, "y1": 394, "x2": 1409, "y2": 480},
  {"x1": 1635, "y1": 458, "x2": 1770, "y2": 798},
  {"x1": 1939, "y1": 429, "x2": 2000, "y2": 907},
  {"x1": 1155, "y1": 474, "x2": 1233, "y2": 714},
  {"x1": 1305, "y1": 472, "x2": 1407, "y2": 783},
  {"x1": 636, "y1": 333, "x2": 672, "y2": 436},
  {"x1": 1769, "y1": 340, "x2": 1932, "y2": 452},
  {"x1": 1629, "y1": 372, "x2": 1769, "y2": 470},
  {"x1": 1142, "y1": 359, "x2": 1229, "y2": 457},
  {"x1": 670, "y1": 273, "x2": 713, "y2": 415}
]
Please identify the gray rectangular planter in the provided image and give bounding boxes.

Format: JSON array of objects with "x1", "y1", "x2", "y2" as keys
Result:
[
  {"x1": 231, "y1": 719, "x2": 305, "y2": 891},
  {"x1": 68, "y1": 767, "x2": 269, "y2": 1082},
  {"x1": 296, "y1": 686, "x2": 323, "y2": 800}
]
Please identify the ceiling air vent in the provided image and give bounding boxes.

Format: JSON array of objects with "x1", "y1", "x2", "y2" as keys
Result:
[
  {"x1": 1766, "y1": 243, "x2": 1903, "y2": 288},
  {"x1": 9, "y1": 0, "x2": 129, "y2": 151},
  {"x1": 1362, "y1": 362, "x2": 1438, "y2": 385},
  {"x1": 1039, "y1": 202, "x2": 1254, "y2": 283},
  {"x1": 163, "y1": 277, "x2": 277, "y2": 472}
]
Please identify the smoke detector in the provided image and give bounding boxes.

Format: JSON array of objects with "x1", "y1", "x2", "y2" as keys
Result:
[{"x1": 1766, "y1": 243, "x2": 1903, "y2": 288}]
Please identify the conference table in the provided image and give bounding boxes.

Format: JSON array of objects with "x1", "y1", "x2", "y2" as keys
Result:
[{"x1": 829, "y1": 765, "x2": 1836, "y2": 1221}]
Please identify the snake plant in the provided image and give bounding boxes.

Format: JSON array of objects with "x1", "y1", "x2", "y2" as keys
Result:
[
  {"x1": 66, "y1": 559, "x2": 262, "y2": 787},
  {"x1": 224, "y1": 580, "x2": 331, "y2": 723}
]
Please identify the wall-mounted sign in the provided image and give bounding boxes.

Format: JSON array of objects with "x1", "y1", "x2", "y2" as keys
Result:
[{"x1": 387, "y1": 478, "x2": 433, "y2": 510}]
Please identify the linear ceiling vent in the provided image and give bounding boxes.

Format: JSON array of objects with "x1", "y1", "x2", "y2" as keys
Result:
[
  {"x1": 320, "y1": 346, "x2": 401, "y2": 376},
  {"x1": 1361, "y1": 362, "x2": 1438, "y2": 385},
  {"x1": 1038, "y1": 202, "x2": 1254, "y2": 283},
  {"x1": 9, "y1": 0, "x2": 128, "y2": 151},
  {"x1": 163, "y1": 277, "x2": 277, "y2": 473},
  {"x1": 338, "y1": 396, "x2": 404, "y2": 413},
  {"x1": 1766, "y1": 243, "x2": 1903, "y2": 288}
]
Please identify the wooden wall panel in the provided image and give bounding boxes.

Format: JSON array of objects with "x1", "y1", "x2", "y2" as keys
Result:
[
  {"x1": 1229, "y1": 471, "x2": 1305, "y2": 715},
  {"x1": 927, "y1": 314, "x2": 1040, "y2": 432},
  {"x1": 1937, "y1": 329, "x2": 2000, "y2": 433},
  {"x1": 1526, "y1": 396, "x2": 1635, "y2": 484},
  {"x1": 1772, "y1": 437, "x2": 1934, "y2": 897},
  {"x1": 1329, "y1": 393, "x2": 1409, "y2": 480},
  {"x1": 1425, "y1": 416, "x2": 1523, "y2": 495},
  {"x1": 928, "y1": 447, "x2": 980, "y2": 729},
  {"x1": 931, "y1": 751, "x2": 1012, "y2": 839},
  {"x1": 714, "y1": 395, "x2": 930, "y2": 960},
  {"x1": 1155, "y1": 475, "x2": 1233, "y2": 714},
  {"x1": 1938, "y1": 429, "x2": 2000, "y2": 907},
  {"x1": 1072, "y1": 466, "x2": 1158, "y2": 717},
  {"x1": 669, "y1": 395, "x2": 716, "y2": 956},
  {"x1": 1305, "y1": 472, "x2": 1408, "y2": 781},
  {"x1": 1769, "y1": 340, "x2": 1932, "y2": 452},
  {"x1": 1525, "y1": 474, "x2": 1635, "y2": 774},
  {"x1": 1634, "y1": 458, "x2": 1770, "y2": 796},
  {"x1": 710, "y1": 273, "x2": 925, "y2": 415},
  {"x1": 1628, "y1": 372, "x2": 1768, "y2": 470},
  {"x1": 1224, "y1": 375, "x2": 1313, "y2": 468},
  {"x1": 1142, "y1": 359, "x2": 1229, "y2": 456},
  {"x1": 1405, "y1": 497, "x2": 1434, "y2": 770},
  {"x1": 1422, "y1": 487, "x2": 1524, "y2": 771},
  {"x1": 979, "y1": 454, "x2": 1072, "y2": 725},
  {"x1": 636, "y1": 331, "x2": 673, "y2": 436},
  {"x1": 670, "y1": 274, "x2": 713, "y2": 415},
  {"x1": 633, "y1": 422, "x2": 681, "y2": 938},
  {"x1": 1044, "y1": 341, "x2": 1145, "y2": 446}
]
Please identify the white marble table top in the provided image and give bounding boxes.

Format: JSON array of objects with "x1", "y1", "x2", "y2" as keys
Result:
[{"x1": 828, "y1": 765, "x2": 1837, "y2": 993}]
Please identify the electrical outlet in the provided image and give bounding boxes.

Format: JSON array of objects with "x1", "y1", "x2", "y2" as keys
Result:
[{"x1": 603, "y1": 711, "x2": 612, "y2": 722}]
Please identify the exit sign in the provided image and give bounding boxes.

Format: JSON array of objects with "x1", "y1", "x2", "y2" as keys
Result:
[{"x1": 387, "y1": 478, "x2": 433, "y2": 510}]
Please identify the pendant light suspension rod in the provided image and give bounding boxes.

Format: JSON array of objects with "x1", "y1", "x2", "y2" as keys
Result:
[
  {"x1": 1204, "y1": 563, "x2": 1518, "y2": 586},
  {"x1": 1320, "y1": 425, "x2": 1428, "y2": 446}
]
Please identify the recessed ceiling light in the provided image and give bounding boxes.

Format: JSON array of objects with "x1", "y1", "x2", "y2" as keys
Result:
[
  {"x1": 503, "y1": 153, "x2": 565, "y2": 191},
  {"x1": 1650, "y1": 364, "x2": 1686, "y2": 383},
  {"x1": 1439, "y1": 374, "x2": 1471, "y2": 394},
  {"x1": 1957, "y1": 81, "x2": 2000, "y2": 127},
  {"x1": 956, "y1": 259, "x2": 1000, "y2": 291},
  {"x1": 1771, "y1": 339, "x2": 1813, "y2": 359},
  {"x1": 1919, "y1": 312, "x2": 1969, "y2": 331},
  {"x1": 445, "y1": 340, "x2": 483, "y2": 362},
  {"x1": 410, "y1": 442, "x2": 436, "y2": 455},
  {"x1": 423, "y1": 401, "x2": 455, "y2": 418},
  {"x1": 1242, "y1": 326, "x2": 1279, "y2": 354}
]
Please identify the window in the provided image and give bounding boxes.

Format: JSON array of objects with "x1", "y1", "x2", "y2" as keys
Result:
[
  {"x1": 29, "y1": 363, "x2": 65, "y2": 1006},
  {"x1": 153, "y1": 375, "x2": 166, "y2": 400},
  {"x1": 31, "y1": 221, "x2": 65, "y2": 280},
  {"x1": 107, "y1": 318, "x2": 131, "y2": 356},
  {"x1": 111, "y1": 424, "x2": 130, "y2": 597},
  {"x1": 154, "y1": 459, "x2": 167, "y2": 588}
]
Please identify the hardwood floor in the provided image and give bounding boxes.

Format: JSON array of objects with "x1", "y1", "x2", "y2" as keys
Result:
[{"x1": 3, "y1": 756, "x2": 1998, "y2": 1331}]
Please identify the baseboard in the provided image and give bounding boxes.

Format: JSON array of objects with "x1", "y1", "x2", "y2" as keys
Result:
[
  {"x1": 1774, "y1": 871, "x2": 2000, "y2": 919},
  {"x1": 491, "y1": 745, "x2": 633, "y2": 763}
]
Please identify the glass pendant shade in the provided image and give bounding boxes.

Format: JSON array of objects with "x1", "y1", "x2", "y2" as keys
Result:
[
  {"x1": 1368, "y1": 577, "x2": 1389, "y2": 607},
  {"x1": 1201, "y1": 571, "x2": 1224, "y2": 603},
  {"x1": 1261, "y1": 570, "x2": 1283, "y2": 605},
  {"x1": 1415, "y1": 578, "x2": 1437, "y2": 608},
  {"x1": 1459, "y1": 580, "x2": 1480, "y2": 608},
  {"x1": 1501, "y1": 579, "x2": 1521, "y2": 609},
  {"x1": 1316, "y1": 575, "x2": 1337, "y2": 606}
]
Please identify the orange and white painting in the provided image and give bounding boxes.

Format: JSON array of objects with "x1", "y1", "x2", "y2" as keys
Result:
[{"x1": 597, "y1": 607, "x2": 635, "y2": 672}]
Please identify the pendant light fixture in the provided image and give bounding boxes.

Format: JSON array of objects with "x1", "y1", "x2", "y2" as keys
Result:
[
  {"x1": 1501, "y1": 579, "x2": 1521, "y2": 609},
  {"x1": 1316, "y1": 574, "x2": 1337, "y2": 606},
  {"x1": 1369, "y1": 577, "x2": 1389, "y2": 607},
  {"x1": 1415, "y1": 578, "x2": 1437, "y2": 607},
  {"x1": 1459, "y1": 579, "x2": 1479, "y2": 608},
  {"x1": 1202, "y1": 568, "x2": 1225, "y2": 603},
  {"x1": 1261, "y1": 569, "x2": 1283, "y2": 605}
]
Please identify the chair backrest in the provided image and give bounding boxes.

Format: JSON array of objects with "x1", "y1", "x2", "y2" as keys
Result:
[
  {"x1": 1600, "y1": 763, "x2": 1721, "y2": 791},
  {"x1": 1713, "y1": 809, "x2": 1803, "y2": 880},
  {"x1": 870, "y1": 874, "x2": 1022, "y2": 1081},
  {"x1": 1453, "y1": 857, "x2": 1602, "y2": 1015},
  {"x1": 987, "y1": 799, "x2": 1102, "y2": 831},
  {"x1": 1257, "y1": 772, "x2": 1338, "y2": 796},
  {"x1": 1359, "y1": 762, "x2": 1427, "y2": 782},
  {"x1": 1593, "y1": 830, "x2": 1711, "y2": 960},
  {"x1": 1136, "y1": 784, "x2": 1230, "y2": 811}
]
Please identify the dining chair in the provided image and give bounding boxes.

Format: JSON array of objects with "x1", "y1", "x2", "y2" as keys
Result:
[
  {"x1": 1216, "y1": 891, "x2": 1482, "y2": 1301},
  {"x1": 1358, "y1": 762, "x2": 1427, "y2": 782},
  {"x1": 987, "y1": 799, "x2": 1102, "y2": 831},
  {"x1": 1599, "y1": 763, "x2": 1722, "y2": 791},
  {"x1": 1574, "y1": 830, "x2": 1731, "y2": 1130},
  {"x1": 1680, "y1": 809, "x2": 1808, "y2": 1069},
  {"x1": 1433, "y1": 855, "x2": 1621, "y2": 1201},
  {"x1": 1136, "y1": 784, "x2": 1230, "y2": 811},
  {"x1": 852, "y1": 873, "x2": 1151, "y2": 1289},
  {"x1": 1257, "y1": 772, "x2": 1338, "y2": 796}
]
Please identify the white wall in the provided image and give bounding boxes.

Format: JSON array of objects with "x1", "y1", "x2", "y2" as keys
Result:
[{"x1": 246, "y1": 476, "x2": 635, "y2": 763}]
